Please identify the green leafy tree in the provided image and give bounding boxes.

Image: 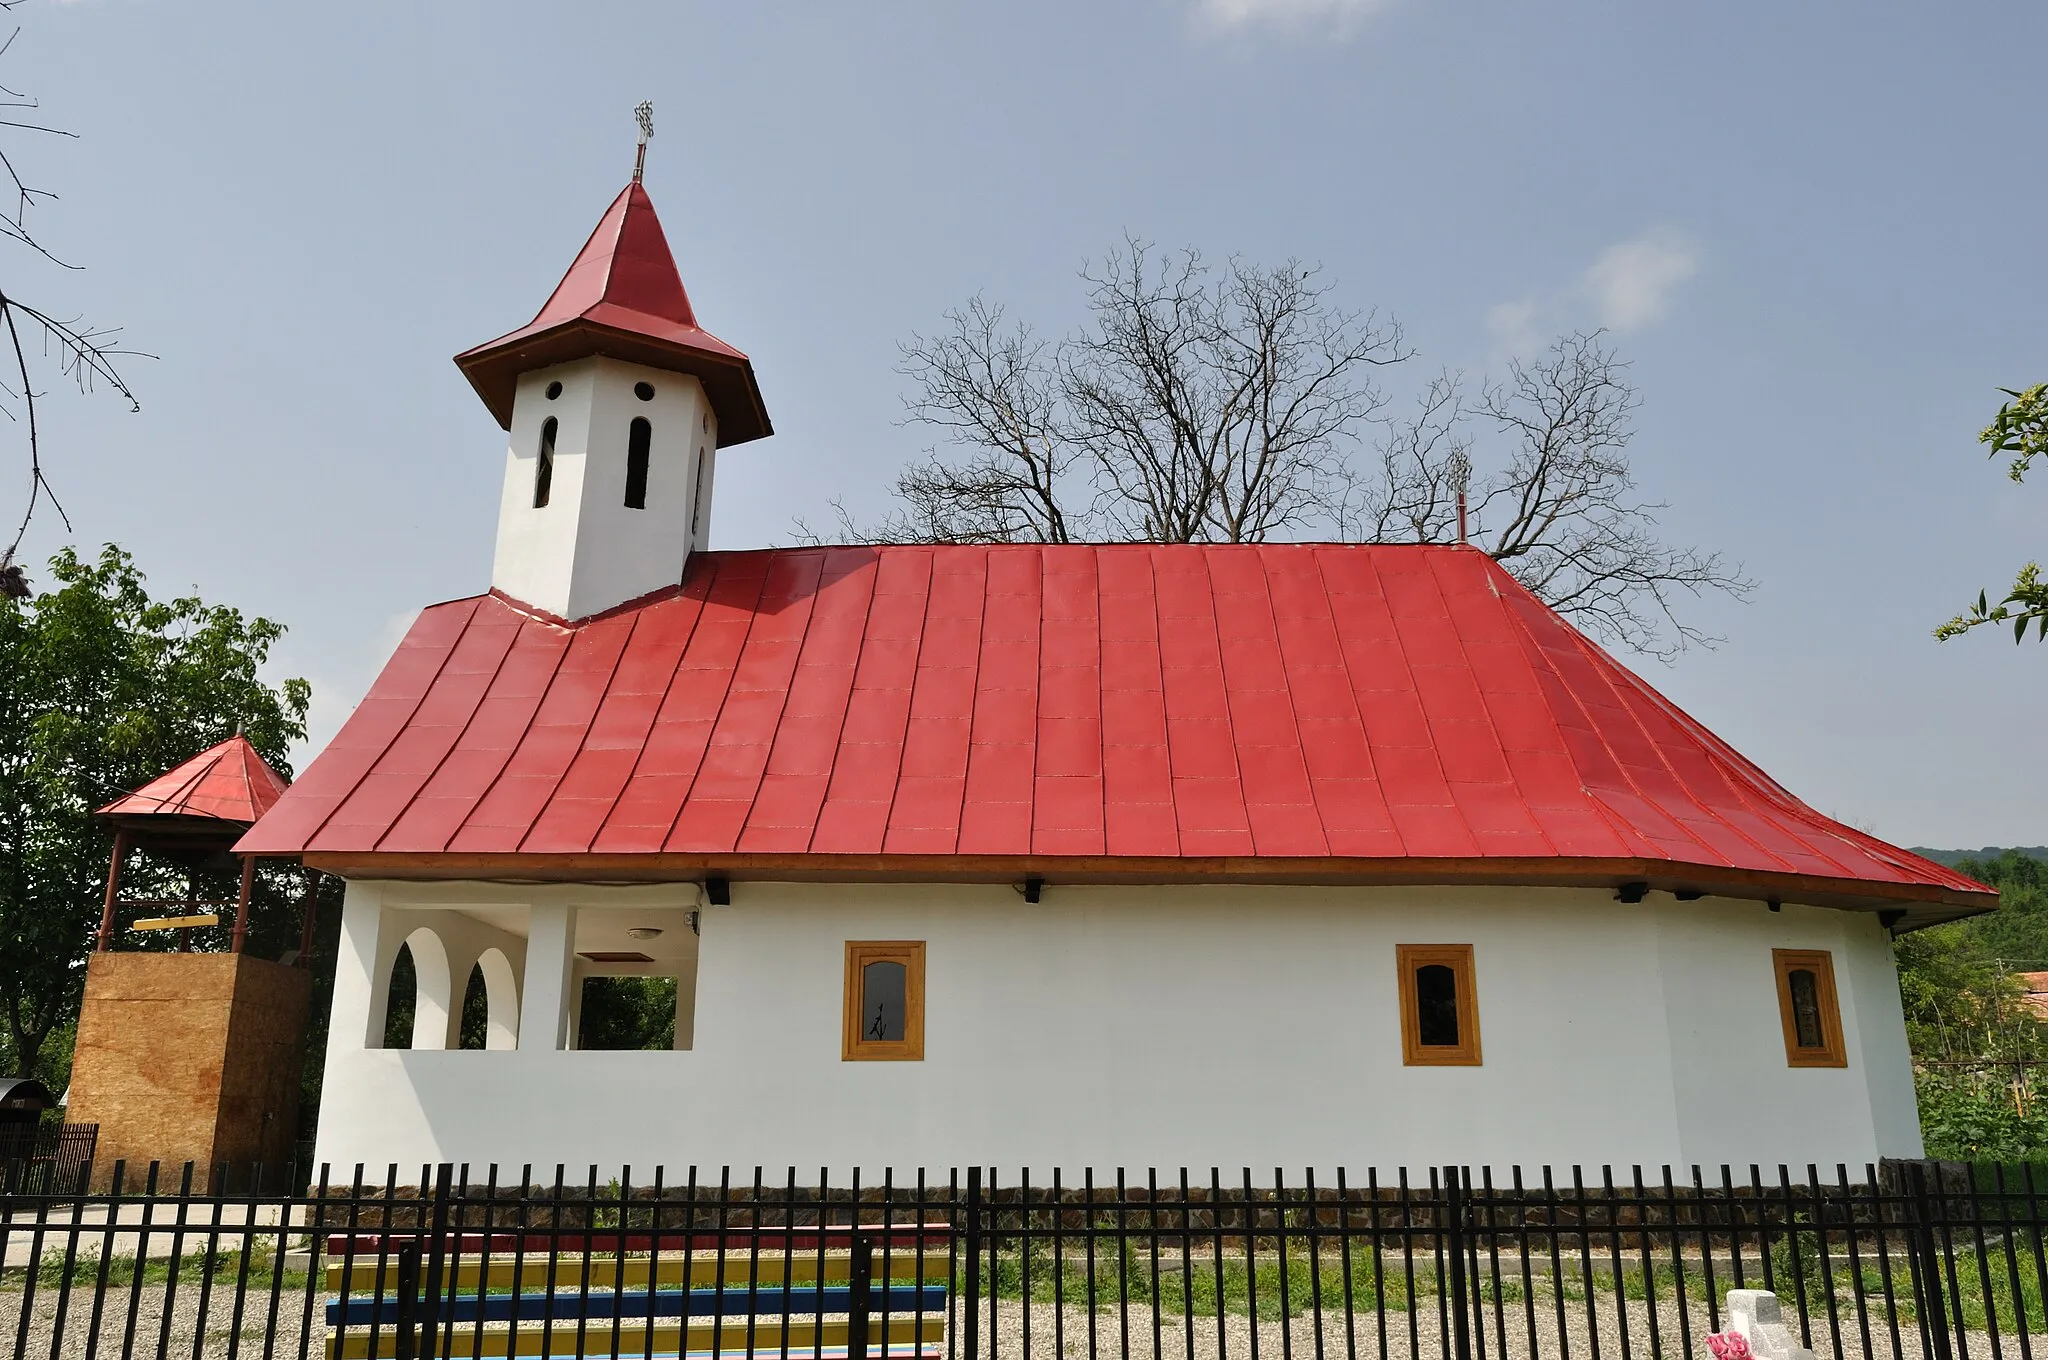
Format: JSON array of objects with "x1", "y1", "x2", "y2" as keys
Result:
[
  {"x1": 1937, "y1": 384, "x2": 2048, "y2": 643},
  {"x1": 576, "y1": 977, "x2": 677, "y2": 1051},
  {"x1": 1897, "y1": 852, "x2": 2048, "y2": 1159},
  {"x1": 0, "y1": 545, "x2": 309, "y2": 1084}
]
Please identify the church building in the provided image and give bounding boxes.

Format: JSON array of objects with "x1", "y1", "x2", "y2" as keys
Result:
[{"x1": 238, "y1": 167, "x2": 1992, "y2": 1175}]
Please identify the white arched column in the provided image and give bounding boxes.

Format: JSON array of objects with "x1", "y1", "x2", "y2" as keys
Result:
[
  {"x1": 326, "y1": 882, "x2": 391, "y2": 1055},
  {"x1": 402, "y1": 926, "x2": 456, "y2": 1051},
  {"x1": 520, "y1": 904, "x2": 579, "y2": 1051}
]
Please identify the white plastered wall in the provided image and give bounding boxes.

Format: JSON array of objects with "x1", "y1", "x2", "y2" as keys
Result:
[
  {"x1": 490, "y1": 356, "x2": 718, "y2": 620},
  {"x1": 312, "y1": 880, "x2": 1924, "y2": 1178}
]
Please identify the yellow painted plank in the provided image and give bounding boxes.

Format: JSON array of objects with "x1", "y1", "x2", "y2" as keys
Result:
[
  {"x1": 130, "y1": 913, "x2": 220, "y2": 931},
  {"x1": 325, "y1": 1312, "x2": 945, "y2": 1360},
  {"x1": 328, "y1": 1250, "x2": 949, "y2": 1295}
]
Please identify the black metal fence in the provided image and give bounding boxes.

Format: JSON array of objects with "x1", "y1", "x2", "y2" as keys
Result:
[
  {"x1": 1, "y1": 1161, "x2": 2044, "y2": 1359},
  {"x1": 0, "y1": 1123, "x2": 96, "y2": 1199}
]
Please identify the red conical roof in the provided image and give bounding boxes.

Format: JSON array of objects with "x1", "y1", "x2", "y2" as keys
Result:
[
  {"x1": 99, "y1": 735, "x2": 290, "y2": 828},
  {"x1": 454, "y1": 182, "x2": 771, "y2": 445}
]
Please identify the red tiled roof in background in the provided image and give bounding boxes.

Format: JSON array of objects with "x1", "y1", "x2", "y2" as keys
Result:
[
  {"x1": 101, "y1": 735, "x2": 290, "y2": 827},
  {"x1": 238, "y1": 543, "x2": 1990, "y2": 913},
  {"x1": 453, "y1": 181, "x2": 770, "y2": 444}
]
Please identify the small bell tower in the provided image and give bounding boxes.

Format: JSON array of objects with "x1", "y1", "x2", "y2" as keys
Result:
[{"x1": 454, "y1": 107, "x2": 771, "y2": 622}]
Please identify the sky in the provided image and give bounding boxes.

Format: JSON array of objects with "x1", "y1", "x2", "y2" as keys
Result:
[{"x1": 9, "y1": 0, "x2": 2045, "y2": 849}]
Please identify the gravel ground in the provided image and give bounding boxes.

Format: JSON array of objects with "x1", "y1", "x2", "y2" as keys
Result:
[
  {"x1": 3, "y1": 1287, "x2": 2042, "y2": 1359},
  {"x1": 970, "y1": 1296, "x2": 2045, "y2": 1360},
  {"x1": 0, "y1": 1279, "x2": 319, "y2": 1358}
]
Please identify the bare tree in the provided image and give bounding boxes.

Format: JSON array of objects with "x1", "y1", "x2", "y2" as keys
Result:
[
  {"x1": 1363, "y1": 334, "x2": 1752, "y2": 658},
  {"x1": 879, "y1": 297, "x2": 1078, "y2": 544},
  {"x1": 812, "y1": 238, "x2": 1408, "y2": 548},
  {"x1": 0, "y1": 13, "x2": 144, "y2": 600},
  {"x1": 834, "y1": 240, "x2": 1749, "y2": 658}
]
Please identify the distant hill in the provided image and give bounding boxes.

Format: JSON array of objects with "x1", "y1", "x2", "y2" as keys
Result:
[{"x1": 1911, "y1": 847, "x2": 2048, "y2": 869}]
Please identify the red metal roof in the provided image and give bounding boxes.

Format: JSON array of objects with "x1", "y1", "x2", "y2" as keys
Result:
[
  {"x1": 101, "y1": 735, "x2": 290, "y2": 826},
  {"x1": 453, "y1": 182, "x2": 771, "y2": 444},
  {"x1": 237, "y1": 544, "x2": 1988, "y2": 911}
]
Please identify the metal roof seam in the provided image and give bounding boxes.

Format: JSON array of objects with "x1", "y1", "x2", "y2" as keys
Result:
[
  {"x1": 652, "y1": 554, "x2": 771, "y2": 853},
  {"x1": 371, "y1": 607, "x2": 529, "y2": 854},
  {"x1": 435, "y1": 615, "x2": 575, "y2": 855},
  {"x1": 1307, "y1": 545, "x2": 1390, "y2": 797},
  {"x1": 1371, "y1": 550, "x2": 1463, "y2": 854},
  {"x1": 1430, "y1": 550, "x2": 1565, "y2": 860},
  {"x1": 1539, "y1": 593, "x2": 1870, "y2": 879},
  {"x1": 696, "y1": 550, "x2": 824, "y2": 853},
  {"x1": 1553, "y1": 612, "x2": 1780, "y2": 874},
  {"x1": 513, "y1": 608, "x2": 645, "y2": 855},
  {"x1": 242, "y1": 545, "x2": 1990, "y2": 901},
  {"x1": 1128, "y1": 545, "x2": 1180, "y2": 858},
  {"x1": 950, "y1": 547, "x2": 992, "y2": 855},
  {"x1": 300, "y1": 597, "x2": 484, "y2": 852},
  {"x1": 893, "y1": 547, "x2": 943, "y2": 849},
  {"x1": 801, "y1": 548, "x2": 884, "y2": 854},
  {"x1": 1189, "y1": 546, "x2": 1253, "y2": 847},
  {"x1": 584, "y1": 576, "x2": 717, "y2": 853},
  {"x1": 1243, "y1": 545, "x2": 1325, "y2": 856},
  {"x1": 1485, "y1": 585, "x2": 1662, "y2": 862}
]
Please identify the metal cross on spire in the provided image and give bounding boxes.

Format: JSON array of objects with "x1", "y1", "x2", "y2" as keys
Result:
[
  {"x1": 1446, "y1": 448, "x2": 1472, "y2": 545},
  {"x1": 632, "y1": 101, "x2": 654, "y2": 184}
]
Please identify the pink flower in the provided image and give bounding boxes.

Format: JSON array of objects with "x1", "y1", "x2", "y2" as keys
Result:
[{"x1": 1706, "y1": 1333, "x2": 1752, "y2": 1360}]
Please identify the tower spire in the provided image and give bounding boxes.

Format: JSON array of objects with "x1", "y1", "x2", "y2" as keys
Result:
[{"x1": 632, "y1": 101, "x2": 653, "y2": 185}]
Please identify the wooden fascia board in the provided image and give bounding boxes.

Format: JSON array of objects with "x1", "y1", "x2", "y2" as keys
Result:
[
  {"x1": 299, "y1": 851, "x2": 1994, "y2": 924},
  {"x1": 455, "y1": 319, "x2": 770, "y2": 443}
]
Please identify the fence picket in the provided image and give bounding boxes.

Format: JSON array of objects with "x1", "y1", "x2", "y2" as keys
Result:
[{"x1": 9, "y1": 1160, "x2": 2048, "y2": 1358}]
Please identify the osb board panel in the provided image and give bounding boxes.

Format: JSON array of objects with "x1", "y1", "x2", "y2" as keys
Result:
[
  {"x1": 67, "y1": 953, "x2": 309, "y2": 1182},
  {"x1": 216, "y1": 957, "x2": 311, "y2": 1174}
]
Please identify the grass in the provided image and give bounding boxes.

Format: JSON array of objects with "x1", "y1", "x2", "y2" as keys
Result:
[
  {"x1": 964, "y1": 1236, "x2": 2048, "y2": 1335},
  {"x1": 5, "y1": 1231, "x2": 2046, "y2": 1343},
  {"x1": 0, "y1": 1245, "x2": 308, "y2": 1294}
]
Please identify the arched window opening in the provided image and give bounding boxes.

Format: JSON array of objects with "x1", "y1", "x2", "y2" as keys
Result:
[
  {"x1": 459, "y1": 963, "x2": 490, "y2": 1050},
  {"x1": 533, "y1": 417, "x2": 558, "y2": 509},
  {"x1": 1414, "y1": 964, "x2": 1460, "y2": 1047},
  {"x1": 690, "y1": 447, "x2": 713, "y2": 545},
  {"x1": 382, "y1": 943, "x2": 416, "y2": 1049},
  {"x1": 1787, "y1": 969, "x2": 1823, "y2": 1048},
  {"x1": 625, "y1": 417, "x2": 652, "y2": 510}
]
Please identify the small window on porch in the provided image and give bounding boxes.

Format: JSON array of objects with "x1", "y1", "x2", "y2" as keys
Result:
[
  {"x1": 843, "y1": 941, "x2": 924, "y2": 1061},
  {"x1": 1397, "y1": 944, "x2": 1481, "y2": 1066},
  {"x1": 576, "y1": 976, "x2": 679, "y2": 1051},
  {"x1": 1773, "y1": 949, "x2": 1847, "y2": 1067}
]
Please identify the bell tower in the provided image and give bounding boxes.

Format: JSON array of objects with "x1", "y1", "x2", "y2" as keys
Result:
[{"x1": 454, "y1": 116, "x2": 770, "y2": 621}]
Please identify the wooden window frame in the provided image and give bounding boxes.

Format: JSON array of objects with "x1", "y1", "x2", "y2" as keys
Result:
[
  {"x1": 842, "y1": 941, "x2": 925, "y2": 1061},
  {"x1": 1396, "y1": 944, "x2": 1482, "y2": 1066},
  {"x1": 1773, "y1": 948, "x2": 1847, "y2": 1068}
]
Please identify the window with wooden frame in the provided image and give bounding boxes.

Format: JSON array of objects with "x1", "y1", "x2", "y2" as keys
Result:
[
  {"x1": 1396, "y1": 944, "x2": 1482, "y2": 1066},
  {"x1": 843, "y1": 941, "x2": 925, "y2": 1061},
  {"x1": 1773, "y1": 949, "x2": 1847, "y2": 1068}
]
